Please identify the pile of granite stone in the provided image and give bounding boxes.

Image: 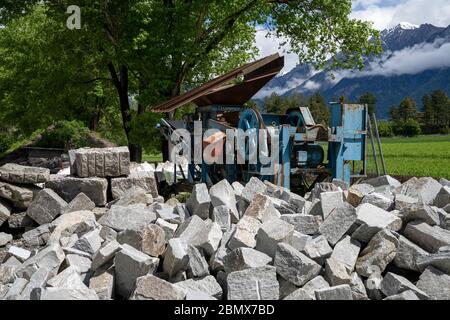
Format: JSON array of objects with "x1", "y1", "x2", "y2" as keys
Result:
[{"x1": 1, "y1": 147, "x2": 450, "y2": 300}]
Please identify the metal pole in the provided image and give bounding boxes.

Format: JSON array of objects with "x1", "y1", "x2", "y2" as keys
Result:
[
  {"x1": 372, "y1": 114, "x2": 387, "y2": 175},
  {"x1": 367, "y1": 117, "x2": 380, "y2": 176}
]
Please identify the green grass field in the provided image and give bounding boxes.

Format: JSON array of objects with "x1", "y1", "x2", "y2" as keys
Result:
[
  {"x1": 143, "y1": 134, "x2": 450, "y2": 179},
  {"x1": 365, "y1": 135, "x2": 450, "y2": 179}
]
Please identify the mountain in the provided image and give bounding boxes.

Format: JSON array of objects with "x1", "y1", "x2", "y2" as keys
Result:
[{"x1": 258, "y1": 23, "x2": 450, "y2": 119}]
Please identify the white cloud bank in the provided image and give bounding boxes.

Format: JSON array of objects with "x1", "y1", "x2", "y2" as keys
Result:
[{"x1": 351, "y1": 0, "x2": 450, "y2": 30}]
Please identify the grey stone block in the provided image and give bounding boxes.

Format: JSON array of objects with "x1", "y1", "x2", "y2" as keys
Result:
[
  {"x1": 331, "y1": 235, "x2": 361, "y2": 273},
  {"x1": 99, "y1": 204, "x2": 156, "y2": 232},
  {"x1": 347, "y1": 184, "x2": 374, "y2": 207},
  {"x1": 71, "y1": 147, "x2": 130, "y2": 178},
  {"x1": 315, "y1": 284, "x2": 353, "y2": 300},
  {"x1": 223, "y1": 247, "x2": 272, "y2": 273},
  {"x1": 186, "y1": 183, "x2": 211, "y2": 219},
  {"x1": 393, "y1": 235, "x2": 430, "y2": 272},
  {"x1": 0, "y1": 163, "x2": 50, "y2": 184},
  {"x1": 209, "y1": 179, "x2": 239, "y2": 223},
  {"x1": 131, "y1": 275, "x2": 185, "y2": 300},
  {"x1": 380, "y1": 272, "x2": 429, "y2": 300},
  {"x1": 404, "y1": 221, "x2": 450, "y2": 253},
  {"x1": 0, "y1": 181, "x2": 39, "y2": 210},
  {"x1": 89, "y1": 267, "x2": 115, "y2": 300},
  {"x1": 319, "y1": 202, "x2": 357, "y2": 246},
  {"x1": 255, "y1": 219, "x2": 294, "y2": 258},
  {"x1": 416, "y1": 266, "x2": 450, "y2": 300},
  {"x1": 395, "y1": 177, "x2": 442, "y2": 205},
  {"x1": 280, "y1": 214, "x2": 322, "y2": 235},
  {"x1": 163, "y1": 238, "x2": 189, "y2": 278},
  {"x1": 111, "y1": 171, "x2": 158, "y2": 199},
  {"x1": 320, "y1": 191, "x2": 344, "y2": 219},
  {"x1": 64, "y1": 192, "x2": 96, "y2": 214},
  {"x1": 175, "y1": 275, "x2": 222, "y2": 299},
  {"x1": 302, "y1": 235, "x2": 332, "y2": 265},
  {"x1": 228, "y1": 216, "x2": 261, "y2": 250},
  {"x1": 244, "y1": 194, "x2": 280, "y2": 223},
  {"x1": 211, "y1": 205, "x2": 231, "y2": 231},
  {"x1": 227, "y1": 266, "x2": 279, "y2": 300}
]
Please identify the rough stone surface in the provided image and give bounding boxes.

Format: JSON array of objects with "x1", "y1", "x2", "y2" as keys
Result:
[
  {"x1": 434, "y1": 186, "x2": 450, "y2": 208},
  {"x1": 380, "y1": 272, "x2": 429, "y2": 300},
  {"x1": 244, "y1": 194, "x2": 280, "y2": 223},
  {"x1": 209, "y1": 179, "x2": 239, "y2": 223},
  {"x1": 71, "y1": 147, "x2": 130, "y2": 178},
  {"x1": 416, "y1": 249, "x2": 450, "y2": 274},
  {"x1": 241, "y1": 177, "x2": 267, "y2": 203},
  {"x1": 352, "y1": 203, "x2": 402, "y2": 243},
  {"x1": 211, "y1": 205, "x2": 231, "y2": 232},
  {"x1": 395, "y1": 177, "x2": 442, "y2": 205},
  {"x1": 361, "y1": 192, "x2": 393, "y2": 211},
  {"x1": 155, "y1": 218, "x2": 177, "y2": 241},
  {"x1": 347, "y1": 184, "x2": 375, "y2": 207},
  {"x1": 356, "y1": 230, "x2": 399, "y2": 277},
  {"x1": 25, "y1": 189, "x2": 67, "y2": 225},
  {"x1": 174, "y1": 215, "x2": 207, "y2": 247},
  {"x1": 89, "y1": 267, "x2": 114, "y2": 300},
  {"x1": 320, "y1": 191, "x2": 344, "y2": 219},
  {"x1": 64, "y1": 193, "x2": 95, "y2": 214},
  {"x1": 404, "y1": 221, "x2": 450, "y2": 253},
  {"x1": 0, "y1": 232, "x2": 13, "y2": 247},
  {"x1": 0, "y1": 199, "x2": 12, "y2": 227},
  {"x1": 384, "y1": 290, "x2": 420, "y2": 300},
  {"x1": 201, "y1": 221, "x2": 223, "y2": 256},
  {"x1": 131, "y1": 275, "x2": 185, "y2": 300},
  {"x1": 163, "y1": 238, "x2": 189, "y2": 278},
  {"x1": 227, "y1": 266, "x2": 279, "y2": 300},
  {"x1": 46, "y1": 175, "x2": 108, "y2": 206},
  {"x1": 186, "y1": 183, "x2": 211, "y2": 219},
  {"x1": 223, "y1": 247, "x2": 272, "y2": 274},
  {"x1": 302, "y1": 276, "x2": 330, "y2": 299},
  {"x1": 398, "y1": 203, "x2": 440, "y2": 226},
  {"x1": 274, "y1": 243, "x2": 321, "y2": 286},
  {"x1": 331, "y1": 236, "x2": 361, "y2": 273},
  {"x1": 325, "y1": 257, "x2": 352, "y2": 286},
  {"x1": 0, "y1": 163, "x2": 50, "y2": 184},
  {"x1": 175, "y1": 276, "x2": 222, "y2": 299},
  {"x1": 256, "y1": 219, "x2": 294, "y2": 257},
  {"x1": 111, "y1": 171, "x2": 158, "y2": 199},
  {"x1": 394, "y1": 235, "x2": 430, "y2": 272},
  {"x1": 395, "y1": 194, "x2": 419, "y2": 210},
  {"x1": 72, "y1": 229, "x2": 103, "y2": 256},
  {"x1": 302, "y1": 235, "x2": 333, "y2": 265},
  {"x1": 280, "y1": 214, "x2": 322, "y2": 235},
  {"x1": 140, "y1": 224, "x2": 166, "y2": 257},
  {"x1": 228, "y1": 216, "x2": 261, "y2": 251},
  {"x1": 319, "y1": 202, "x2": 357, "y2": 246},
  {"x1": 315, "y1": 284, "x2": 353, "y2": 300},
  {"x1": 99, "y1": 204, "x2": 156, "y2": 232},
  {"x1": 114, "y1": 244, "x2": 159, "y2": 298},
  {"x1": 284, "y1": 288, "x2": 314, "y2": 300},
  {"x1": 16, "y1": 244, "x2": 65, "y2": 279},
  {"x1": 186, "y1": 245, "x2": 209, "y2": 278},
  {"x1": 0, "y1": 181, "x2": 38, "y2": 210},
  {"x1": 31, "y1": 287, "x2": 99, "y2": 300},
  {"x1": 364, "y1": 175, "x2": 401, "y2": 189},
  {"x1": 416, "y1": 266, "x2": 450, "y2": 300},
  {"x1": 8, "y1": 246, "x2": 31, "y2": 261}
]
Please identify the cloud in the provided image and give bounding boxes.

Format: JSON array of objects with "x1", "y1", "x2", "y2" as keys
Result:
[
  {"x1": 254, "y1": 29, "x2": 298, "y2": 74},
  {"x1": 351, "y1": 0, "x2": 450, "y2": 30},
  {"x1": 303, "y1": 80, "x2": 321, "y2": 91},
  {"x1": 337, "y1": 38, "x2": 450, "y2": 78}
]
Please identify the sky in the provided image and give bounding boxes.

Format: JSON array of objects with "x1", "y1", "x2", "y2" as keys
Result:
[{"x1": 255, "y1": 0, "x2": 450, "y2": 75}]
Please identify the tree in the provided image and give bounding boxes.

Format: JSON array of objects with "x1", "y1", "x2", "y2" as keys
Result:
[
  {"x1": 358, "y1": 92, "x2": 377, "y2": 116},
  {"x1": 430, "y1": 90, "x2": 449, "y2": 134},
  {"x1": 422, "y1": 94, "x2": 435, "y2": 133},
  {"x1": 1, "y1": 1, "x2": 381, "y2": 161},
  {"x1": 308, "y1": 92, "x2": 329, "y2": 126},
  {"x1": 263, "y1": 93, "x2": 307, "y2": 114},
  {"x1": 397, "y1": 98, "x2": 418, "y2": 122}
]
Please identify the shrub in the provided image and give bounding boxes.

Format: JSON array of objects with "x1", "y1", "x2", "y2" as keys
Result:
[
  {"x1": 0, "y1": 133, "x2": 14, "y2": 154},
  {"x1": 398, "y1": 119, "x2": 422, "y2": 137},
  {"x1": 36, "y1": 120, "x2": 91, "y2": 150},
  {"x1": 377, "y1": 121, "x2": 394, "y2": 137}
]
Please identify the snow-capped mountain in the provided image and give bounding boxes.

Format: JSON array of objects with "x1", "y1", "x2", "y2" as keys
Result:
[{"x1": 258, "y1": 23, "x2": 450, "y2": 119}]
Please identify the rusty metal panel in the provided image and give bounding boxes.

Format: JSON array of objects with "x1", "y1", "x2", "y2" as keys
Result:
[{"x1": 152, "y1": 54, "x2": 284, "y2": 113}]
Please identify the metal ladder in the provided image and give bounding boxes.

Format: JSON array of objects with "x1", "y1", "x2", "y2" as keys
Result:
[{"x1": 367, "y1": 113, "x2": 387, "y2": 176}]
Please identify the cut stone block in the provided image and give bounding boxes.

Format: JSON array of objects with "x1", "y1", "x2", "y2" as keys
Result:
[
  {"x1": 281, "y1": 190, "x2": 306, "y2": 213},
  {"x1": 416, "y1": 249, "x2": 450, "y2": 274},
  {"x1": 319, "y1": 202, "x2": 357, "y2": 246},
  {"x1": 175, "y1": 275, "x2": 222, "y2": 299},
  {"x1": 8, "y1": 246, "x2": 31, "y2": 262},
  {"x1": 71, "y1": 146, "x2": 130, "y2": 178},
  {"x1": 89, "y1": 267, "x2": 114, "y2": 300},
  {"x1": 209, "y1": 179, "x2": 239, "y2": 223},
  {"x1": 347, "y1": 184, "x2": 374, "y2": 207},
  {"x1": 284, "y1": 288, "x2": 313, "y2": 300},
  {"x1": 31, "y1": 287, "x2": 99, "y2": 300},
  {"x1": 0, "y1": 198, "x2": 12, "y2": 227},
  {"x1": 65, "y1": 254, "x2": 92, "y2": 274},
  {"x1": 211, "y1": 205, "x2": 231, "y2": 231},
  {"x1": 131, "y1": 275, "x2": 185, "y2": 300},
  {"x1": 91, "y1": 240, "x2": 121, "y2": 271},
  {"x1": 416, "y1": 266, "x2": 450, "y2": 300},
  {"x1": 141, "y1": 224, "x2": 166, "y2": 257},
  {"x1": 349, "y1": 272, "x2": 369, "y2": 300},
  {"x1": 434, "y1": 186, "x2": 450, "y2": 208},
  {"x1": 274, "y1": 243, "x2": 321, "y2": 286},
  {"x1": 47, "y1": 266, "x2": 88, "y2": 289},
  {"x1": 384, "y1": 290, "x2": 420, "y2": 300},
  {"x1": 98, "y1": 204, "x2": 156, "y2": 232},
  {"x1": 163, "y1": 238, "x2": 189, "y2": 278},
  {"x1": 364, "y1": 175, "x2": 401, "y2": 189},
  {"x1": 315, "y1": 284, "x2": 353, "y2": 300},
  {"x1": 280, "y1": 214, "x2": 322, "y2": 235},
  {"x1": 3, "y1": 278, "x2": 29, "y2": 300},
  {"x1": 0, "y1": 232, "x2": 12, "y2": 247},
  {"x1": 395, "y1": 194, "x2": 419, "y2": 210},
  {"x1": 223, "y1": 247, "x2": 272, "y2": 274},
  {"x1": 200, "y1": 221, "x2": 223, "y2": 256},
  {"x1": 48, "y1": 210, "x2": 97, "y2": 245},
  {"x1": 228, "y1": 216, "x2": 261, "y2": 251},
  {"x1": 404, "y1": 221, "x2": 450, "y2": 253},
  {"x1": 394, "y1": 235, "x2": 430, "y2": 272},
  {"x1": 64, "y1": 192, "x2": 96, "y2": 214},
  {"x1": 355, "y1": 229, "x2": 399, "y2": 277},
  {"x1": 0, "y1": 181, "x2": 39, "y2": 210},
  {"x1": 365, "y1": 272, "x2": 383, "y2": 300},
  {"x1": 241, "y1": 177, "x2": 267, "y2": 203},
  {"x1": 310, "y1": 182, "x2": 340, "y2": 201},
  {"x1": 398, "y1": 203, "x2": 440, "y2": 226},
  {"x1": 0, "y1": 163, "x2": 50, "y2": 184},
  {"x1": 114, "y1": 244, "x2": 159, "y2": 298},
  {"x1": 174, "y1": 215, "x2": 207, "y2": 247},
  {"x1": 72, "y1": 228, "x2": 103, "y2": 256},
  {"x1": 26, "y1": 189, "x2": 67, "y2": 225},
  {"x1": 6, "y1": 212, "x2": 33, "y2": 230},
  {"x1": 331, "y1": 236, "x2": 361, "y2": 273},
  {"x1": 302, "y1": 235, "x2": 332, "y2": 265},
  {"x1": 287, "y1": 230, "x2": 311, "y2": 252},
  {"x1": 324, "y1": 257, "x2": 352, "y2": 286},
  {"x1": 352, "y1": 203, "x2": 402, "y2": 243},
  {"x1": 395, "y1": 177, "x2": 442, "y2": 205},
  {"x1": 186, "y1": 245, "x2": 209, "y2": 278},
  {"x1": 320, "y1": 191, "x2": 344, "y2": 219},
  {"x1": 361, "y1": 192, "x2": 393, "y2": 211},
  {"x1": 227, "y1": 266, "x2": 279, "y2": 300},
  {"x1": 380, "y1": 272, "x2": 429, "y2": 300},
  {"x1": 186, "y1": 183, "x2": 211, "y2": 219},
  {"x1": 255, "y1": 219, "x2": 294, "y2": 258},
  {"x1": 155, "y1": 218, "x2": 178, "y2": 241},
  {"x1": 302, "y1": 276, "x2": 330, "y2": 299},
  {"x1": 20, "y1": 266, "x2": 54, "y2": 299},
  {"x1": 111, "y1": 171, "x2": 158, "y2": 199},
  {"x1": 244, "y1": 194, "x2": 280, "y2": 223},
  {"x1": 46, "y1": 175, "x2": 108, "y2": 206}
]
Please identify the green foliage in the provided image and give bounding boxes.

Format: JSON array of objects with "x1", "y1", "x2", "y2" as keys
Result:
[
  {"x1": 422, "y1": 90, "x2": 450, "y2": 134},
  {"x1": 0, "y1": 132, "x2": 14, "y2": 154},
  {"x1": 35, "y1": 120, "x2": 91, "y2": 150},
  {"x1": 395, "y1": 119, "x2": 422, "y2": 137},
  {"x1": 377, "y1": 121, "x2": 394, "y2": 137},
  {"x1": 308, "y1": 93, "x2": 330, "y2": 126}
]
